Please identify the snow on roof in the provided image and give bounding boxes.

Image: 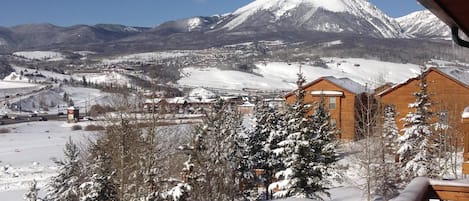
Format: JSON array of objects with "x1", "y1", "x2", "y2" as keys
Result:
[
  {"x1": 166, "y1": 97, "x2": 187, "y2": 104},
  {"x1": 239, "y1": 101, "x2": 255, "y2": 107},
  {"x1": 378, "y1": 66, "x2": 469, "y2": 97},
  {"x1": 323, "y1": 76, "x2": 368, "y2": 94},
  {"x1": 437, "y1": 67, "x2": 469, "y2": 86},
  {"x1": 144, "y1": 98, "x2": 163, "y2": 104},
  {"x1": 311, "y1": 90, "x2": 344, "y2": 96},
  {"x1": 462, "y1": 107, "x2": 469, "y2": 119},
  {"x1": 3, "y1": 72, "x2": 29, "y2": 82},
  {"x1": 187, "y1": 97, "x2": 216, "y2": 103},
  {"x1": 188, "y1": 87, "x2": 216, "y2": 99}
]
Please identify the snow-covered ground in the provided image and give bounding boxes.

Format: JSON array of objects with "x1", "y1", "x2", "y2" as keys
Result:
[
  {"x1": 11, "y1": 66, "x2": 71, "y2": 81},
  {"x1": 0, "y1": 120, "x2": 193, "y2": 201},
  {"x1": 0, "y1": 121, "x2": 97, "y2": 201},
  {"x1": 71, "y1": 72, "x2": 132, "y2": 87},
  {"x1": 0, "y1": 81, "x2": 37, "y2": 90},
  {"x1": 12, "y1": 51, "x2": 65, "y2": 61},
  {"x1": 101, "y1": 51, "x2": 190, "y2": 64},
  {"x1": 178, "y1": 58, "x2": 422, "y2": 91}
]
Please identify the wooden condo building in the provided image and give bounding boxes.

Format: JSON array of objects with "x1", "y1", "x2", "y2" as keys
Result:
[
  {"x1": 377, "y1": 67, "x2": 469, "y2": 142},
  {"x1": 285, "y1": 76, "x2": 368, "y2": 140}
]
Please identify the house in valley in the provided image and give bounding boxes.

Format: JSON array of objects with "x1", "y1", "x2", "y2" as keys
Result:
[
  {"x1": 377, "y1": 67, "x2": 469, "y2": 140},
  {"x1": 285, "y1": 76, "x2": 369, "y2": 140}
]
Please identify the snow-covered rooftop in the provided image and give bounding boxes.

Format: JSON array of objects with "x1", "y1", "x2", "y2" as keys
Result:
[
  {"x1": 188, "y1": 87, "x2": 216, "y2": 99},
  {"x1": 437, "y1": 67, "x2": 469, "y2": 86},
  {"x1": 323, "y1": 76, "x2": 368, "y2": 94}
]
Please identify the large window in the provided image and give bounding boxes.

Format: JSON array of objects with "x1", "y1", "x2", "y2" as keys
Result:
[{"x1": 329, "y1": 97, "x2": 336, "y2": 110}]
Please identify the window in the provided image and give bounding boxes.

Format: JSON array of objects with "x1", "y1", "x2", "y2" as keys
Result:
[{"x1": 329, "y1": 97, "x2": 336, "y2": 110}]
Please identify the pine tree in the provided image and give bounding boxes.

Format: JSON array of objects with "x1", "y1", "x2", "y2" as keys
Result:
[
  {"x1": 372, "y1": 105, "x2": 400, "y2": 200},
  {"x1": 398, "y1": 66, "x2": 437, "y2": 180},
  {"x1": 80, "y1": 144, "x2": 118, "y2": 201},
  {"x1": 46, "y1": 137, "x2": 82, "y2": 201},
  {"x1": 246, "y1": 100, "x2": 281, "y2": 199},
  {"x1": 175, "y1": 98, "x2": 246, "y2": 201},
  {"x1": 24, "y1": 180, "x2": 41, "y2": 201},
  {"x1": 271, "y1": 73, "x2": 337, "y2": 200},
  {"x1": 310, "y1": 96, "x2": 339, "y2": 191}
]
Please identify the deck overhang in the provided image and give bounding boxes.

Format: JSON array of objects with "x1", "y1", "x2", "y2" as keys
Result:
[{"x1": 418, "y1": 0, "x2": 469, "y2": 47}]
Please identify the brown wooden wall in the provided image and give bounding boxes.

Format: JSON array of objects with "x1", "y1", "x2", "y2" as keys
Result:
[
  {"x1": 285, "y1": 79, "x2": 357, "y2": 140},
  {"x1": 379, "y1": 70, "x2": 469, "y2": 139}
]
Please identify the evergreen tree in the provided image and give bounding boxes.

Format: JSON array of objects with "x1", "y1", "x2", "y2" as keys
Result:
[
  {"x1": 271, "y1": 73, "x2": 337, "y2": 200},
  {"x1": 246, "y1": 100, "x2": 281, "y2": 199},
  {"x1": 82, "y1": 76, "x2": 88, "y2": 87},
  {"x1": 398, "y1": 66, "x2": 437, "y2": 180},
  {"x1": 372, "y1": 105, "x2": 400, "y2": 200},
  {"x1": 310, "y1": 96, "x2": 339, "y2": 192},
  {"x1": 175, "y1": 98, "x2": 246, "y2": 201},
  {"x1": 80, "y1": 144, "x2": 119, "y2": 201},
  {"x1": 46, "y1": 137, "x2": 82, "y2": 201},
  {"x1": 24, "y1": 180, "x2": 41, "y2": 201}
]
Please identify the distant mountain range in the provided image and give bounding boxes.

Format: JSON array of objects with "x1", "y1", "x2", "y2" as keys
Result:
[{"x1": 0, "y1": 0, "x2": 452, "y2": 53}]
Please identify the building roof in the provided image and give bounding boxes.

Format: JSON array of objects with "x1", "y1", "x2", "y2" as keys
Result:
[
  {"x1": 322, "y1": 76, "x2": 368, "y2": 94},
  {"x1": 144, "y1": 98, "x2": 163, "y2": 104},
  {"x1": 377, "y1": 67, "x2": 469, "y2": 97},
  {"x1": 438, "y1": 67, "x2": 469, "y2": 86},
  {"x1": 285, "y1": 76, "x2": 368, "y2": 98}
]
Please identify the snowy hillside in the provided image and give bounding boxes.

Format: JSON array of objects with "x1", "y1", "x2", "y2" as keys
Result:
[
  {"x1": 3, "y1": 73, "x2": 30, "y2": 82},
  {"x1": 178, "y1": 58, "x2": 421, "y2": 91},
  {"x1": 12, "y1": 51, "x2": 64, "y2": 61},
  {"x1": 221, "y1": 0, "x2": 403, "y2": 38},
  {"x1": 397, "y1": 10, "x2": 450, "y2": 39},
  {"x1": 72, "y1": 72, "x2": 132, "y2": 87}
]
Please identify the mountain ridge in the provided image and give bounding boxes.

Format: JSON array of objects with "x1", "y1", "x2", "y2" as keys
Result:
[{"x1": 0, "y1": 0, "x2": 453, "y2": 53}]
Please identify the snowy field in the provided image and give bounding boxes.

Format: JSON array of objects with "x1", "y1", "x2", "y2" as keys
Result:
[
  {"x1": 0, "y1": 81, "x2": 37, "y2": 90},
  {"x1": 0, "y1": 121, "x2": 193, "y2": 201},
  {"x1": 11, "y1": 66, "x2": 71, "y2": 81},
  {"x1": 12, "y1": 51, "x2": 65, "y2": 61},
  {"x1": 0, "y1": 121, "x2": 97, "y2": 200},
  {"x1": 178, "y1": 58, "x2": 422, "y2": 90},
  {"x1": 71, "y1": 72, "x2": 132, "y2": 87}
]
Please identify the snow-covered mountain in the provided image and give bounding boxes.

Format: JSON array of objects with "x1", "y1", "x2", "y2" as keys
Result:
[
  {"x1": 397, "y1": 10, "x2": 450, "y2": 40},
  {"x1": 217, "y1": 0, "x2": 404, "y2": 38}
]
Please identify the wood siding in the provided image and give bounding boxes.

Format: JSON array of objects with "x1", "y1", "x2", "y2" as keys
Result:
[
  {"x1": 379, "y1": 69, "x2": 469, "y2": 139},
  {"x1": 285, "y1": 79, "x2": 357, "y2": 140}
]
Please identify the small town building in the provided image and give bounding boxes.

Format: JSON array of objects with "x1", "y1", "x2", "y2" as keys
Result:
[
  {"x1": 285, "y1": 76, "x2": 368, "y2": 140},
  {"x1": 67, "y1": 106, "x2": 79, "y2": 123},
  {"x1": 237, "y1": 101, "x2": 255, "y2": 114}
]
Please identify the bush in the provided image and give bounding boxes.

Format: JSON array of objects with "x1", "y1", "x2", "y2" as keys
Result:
[
  {"x1": 0, "y1": 128, "x2": 10, "y2": 133},
  {"x1": 84, "y1": 124, "x2": 105, "y2": 131},
  {"x1": 71, "y1": 125, "x2": 82, "y2": 131}
]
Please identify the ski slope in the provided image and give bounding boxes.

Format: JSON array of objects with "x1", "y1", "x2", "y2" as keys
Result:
[{"x1": 178, "y1": 58, "x2": 421, "y2": 91}]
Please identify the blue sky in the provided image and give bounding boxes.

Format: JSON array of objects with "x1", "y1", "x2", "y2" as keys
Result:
[{"x1": 0, "y1": 0, "x2": 424, "y2": 27}]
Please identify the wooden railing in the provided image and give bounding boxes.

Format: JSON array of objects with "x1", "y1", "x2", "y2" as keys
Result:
[
  {"x1": 391, "y1": 177, "x2": 469, "y2": 201},
  {"x1": 391, "y1": 177, "x2": 429, "y2": 201}
]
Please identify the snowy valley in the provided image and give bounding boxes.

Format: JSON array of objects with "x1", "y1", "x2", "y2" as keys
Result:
[{"x1": 1, "y1": 0, "x2": 469, "y2": 200}]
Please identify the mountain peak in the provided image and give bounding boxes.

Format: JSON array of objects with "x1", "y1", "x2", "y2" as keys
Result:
[
  {"x1": 221, "y1": 0, "x2": 403, "y2": 38},
  {"x1": 397, "y1": 10, "x2": 450, "y2": 39}
]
